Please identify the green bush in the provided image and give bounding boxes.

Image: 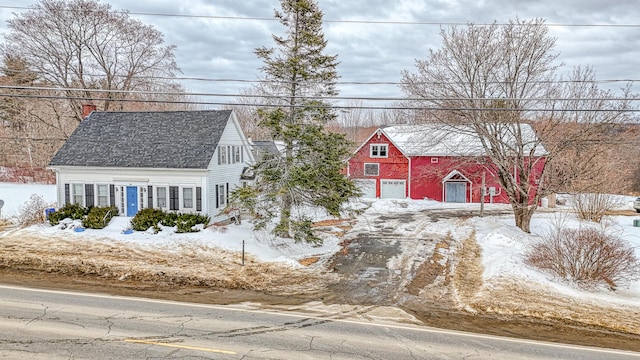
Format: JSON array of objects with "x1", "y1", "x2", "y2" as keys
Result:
[
  {"x1": 131, "y1": 209, "x2": 209, "y2": 233},
  {"x1": 130, "y1": 208, "x2": 165, "y2": 232},
  {"x1": 175, "y1": 213, "x2": 210, "y2": 233},
  {"x1": 83, "y1": 206, "x2": 118, "y2": 229},
  {"x1": 160, "y1": 211, "x2": 178, "y2": 227},
  {"x1": 49, "y1": 203, "x2": 88, "y2": 225}
]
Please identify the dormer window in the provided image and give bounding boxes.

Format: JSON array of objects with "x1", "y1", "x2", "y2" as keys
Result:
[{"x1": 370, "y1": 144, "x2": 388, "y2": 158}]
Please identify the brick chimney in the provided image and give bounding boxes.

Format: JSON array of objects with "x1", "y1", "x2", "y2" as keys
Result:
[{"x1": 82, "y1": 104, "x2": 97, "y2": 119}]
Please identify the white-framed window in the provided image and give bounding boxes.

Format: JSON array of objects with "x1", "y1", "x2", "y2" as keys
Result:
[
  {"x1": 156, "y1": 186, "x2": 168, "y2": 209},
  {"x1": 217, "y1": 184, "x2": 226, "y2": 207},
  {"x1": 234, "y1": 146, "x2": 242, "y2": 163},
  {"x1": 364, "y1": 163, "x2": 380, "y2": 176},
  {"x1": 219, "y1": 145, "x2": 228, "y2": 164},
  {"x1": 370, "y1": 144, "x2": 388, "y2": 158},
  {"x1": 96, "y1": 184, "x2": 109, "y2": 206},
  {"x1": 431, "y1": 157, "x2": 439, "y2": 164},
  {"x1": 72, "y1": 183, "x2": 84, "y2": 205},
  {"x1": 183, "y1": 187, "x2": 194, "y2": 209}
]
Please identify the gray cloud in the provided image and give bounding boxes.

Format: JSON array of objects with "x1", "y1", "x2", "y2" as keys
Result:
[{"x1": 0, "y1": 0, "x2": 637, "y2": 107}]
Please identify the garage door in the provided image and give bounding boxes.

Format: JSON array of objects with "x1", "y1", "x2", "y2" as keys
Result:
[
  {"x1": 355, "y1": 179, "x2": 376, "y2": 198},
  {"x1": 380, "y1": 180, "x2": 406, "y2": 199},
  {"x1": 445, "y1": 182, "x2": 467, "y2": 203}
]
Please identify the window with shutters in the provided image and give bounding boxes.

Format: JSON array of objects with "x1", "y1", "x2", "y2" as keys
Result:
[
  {"x1": 72, "y1": 183, "x2": 84, "y2": 205},
  {"x1": 234, "y1": 146, "x2": 241, "y2": 163},
  {"x1": 96, "y1": 184, "x2": 109, "y2": 206},
  {"x1": 217, "y1": 184, "x2": 226, "y2": 207},
  {"x1": 364, "y1": 163, "x2": 379, "y2": 176},
  {"x1": 156, "y1": 187, "x2": 168, "y2": 209},
  {"x1": 183, "y1": 187, "x2": 194, "y2": 209},
  {"x1": 219, "y1": 145, "x2": 227, "y2": 164}
]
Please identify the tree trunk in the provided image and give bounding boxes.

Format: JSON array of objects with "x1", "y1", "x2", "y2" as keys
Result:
[{"x1": 513, "y1": 204, "x2": 534, "y2": 233}]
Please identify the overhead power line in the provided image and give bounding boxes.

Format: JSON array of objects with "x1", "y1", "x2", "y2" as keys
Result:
[
  {"x1": 0, "y1": 69, "x2": 638, "y2": 87},
  {"x1": 0, "y1": 92, "x2": 638, "y2": 112},
  {"x1": 0, "y1": 85, "x2": 638, "y2": 103},
  {"x1": 1, "y1": 5, "x2": 640, "y2": 28}
]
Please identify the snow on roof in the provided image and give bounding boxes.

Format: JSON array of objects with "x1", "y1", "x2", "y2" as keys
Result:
[{"x1": 381, "y1": 123, "x2": 547, "y2": 157}]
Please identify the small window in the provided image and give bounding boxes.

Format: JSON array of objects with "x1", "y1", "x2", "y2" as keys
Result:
[
  {"x1": 72, "y1": 183, "x2": 84, "y2": 205},
  {"x1": 364, "y1": 163, "x2": 380, "y2": 176},
  {"x1": 431, "y1": 157, "x2": 439, "y2": 164},
  {"x1": 370, "y1": 144, "x2": 388, "y2": 158},
  {"x1": 234, "y1": 146, "x2": 242, "y2": 163},
  {"x1": 219, "y1": 146, "x2": 227, "y2": 164},
  {"x1": 183, "y1": 187, "x2": 193, "y2": 209},
  {"x1": 217, "y1": 184, "x2": 226, "y2": 207},
  {"x1": 157, "y1": 187, "x2": 167, "y2": 209},
  {"x1": 96, "y1": 184, "x2": 109, "y2": 206}
]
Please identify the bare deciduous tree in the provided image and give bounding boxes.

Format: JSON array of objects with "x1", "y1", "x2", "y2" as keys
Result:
[
  {"x1": 401, "y1": 19, "x2": 635, "y2": 233},
  {"x1": 3, "y1": 0, "x2": 184, "y2": 122}
]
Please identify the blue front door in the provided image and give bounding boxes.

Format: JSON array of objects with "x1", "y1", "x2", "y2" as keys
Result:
[{"x1": 126, "y1": 186, "x2": 138, "y2": 216}]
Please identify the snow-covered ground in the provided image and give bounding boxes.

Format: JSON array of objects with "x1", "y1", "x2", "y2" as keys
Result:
[{"x1": 2, "y1": 182, "x2": 640, "y2": 329}]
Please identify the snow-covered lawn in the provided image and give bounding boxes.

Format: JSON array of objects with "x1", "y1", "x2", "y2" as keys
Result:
[{"x1": 2, "y1": 182, "x2": 640, "y2": 332}]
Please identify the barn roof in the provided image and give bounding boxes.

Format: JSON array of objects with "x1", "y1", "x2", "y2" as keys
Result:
[
  {"x1": 49, "y1": 110, "x2": 232, "y2": 169},
  {"x1": 380, "y1": 123, "x2": 547, "y2": 157}
]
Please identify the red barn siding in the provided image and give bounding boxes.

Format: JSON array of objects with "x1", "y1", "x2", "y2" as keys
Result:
[
  {"x1": 348, "y1": 132, "x2": 408, "y2": 198},
  {"x1": 409, "y1": 156, "x2": 507, "y2": 202},
  {"x1": 348, "y1": 130, "x2": 545, "y2": 204}
]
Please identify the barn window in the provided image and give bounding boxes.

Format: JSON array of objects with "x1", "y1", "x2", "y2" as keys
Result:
[
  {"x1": 431, "y1": 157, "x2": 439, "y2": 164},
  {"x1": 370, "y1": 144, "x2": 388, "y2": 158},
  {"x1": 364, "y1": 163, "x2": 380, "y2": 176}
]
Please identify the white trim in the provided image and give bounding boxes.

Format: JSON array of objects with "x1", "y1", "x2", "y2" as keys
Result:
[
  {"x1": 71, "y1": 182, "x2": 84, "y2": 206},
  {"x1": 369, "y1": 143, "x2": 389, "y2": 158},
  {"x1": 95, "y1": 183, "x2": 110, "y2": 207},
  {"x1": 442, "y1": 170, "x2": 471, "y2": 183}
]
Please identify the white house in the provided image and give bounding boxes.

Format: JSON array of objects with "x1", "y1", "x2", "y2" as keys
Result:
[{"x1": 48, "y1": 109, "x2": 255, "y2": 222}]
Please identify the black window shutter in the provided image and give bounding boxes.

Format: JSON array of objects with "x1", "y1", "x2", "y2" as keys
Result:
[
  {"x1": 215, "y1": 185, "x2": 219, "y2": 208},
  {"x1": 64, "y1": 184, "x2": 70, "y2": 205},
  {"x1": 109, "y1": 185, "x2": 115, "y2": 207},
  {"x1": 196, "y1": 187, "x2": 202, "y2": 211},
  {"x1": 226, "y1": 183, "x2": 229, "y2": 204},
  {"x1": 169, "y1": 186, "x2": 179, "y2": 210},
  {"x1": 85, "y1": 184, "x2": 94, "y2": 207},
  {"x1": 147, "y1": 186, "x2": 153, "y2": 208}
]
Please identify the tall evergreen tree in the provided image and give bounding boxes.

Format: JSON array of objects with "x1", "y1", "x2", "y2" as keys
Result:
[{"x1": 243, "y1": 0, "x2": 358, "y2": 242}]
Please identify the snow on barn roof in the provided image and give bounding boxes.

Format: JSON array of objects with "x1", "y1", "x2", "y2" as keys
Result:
[{"x1": 380, "y1": 123, "x2": 546, "y2": 157}]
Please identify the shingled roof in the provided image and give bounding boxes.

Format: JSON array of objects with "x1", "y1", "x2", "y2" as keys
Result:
[{"x1": 49, "y1": 110, "x2": 233, "y2": 169}]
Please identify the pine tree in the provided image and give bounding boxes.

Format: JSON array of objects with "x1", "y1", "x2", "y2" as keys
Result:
[{"x1": 247, "y1": 0, "x2": 358, "y2": 242}]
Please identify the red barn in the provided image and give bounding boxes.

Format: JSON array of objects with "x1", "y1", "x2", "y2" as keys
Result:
[{"x1": 347, "y1": 124, "x2": 545, "y2": 203}]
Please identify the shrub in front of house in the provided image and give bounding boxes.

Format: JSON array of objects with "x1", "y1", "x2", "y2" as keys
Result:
[
  {"x1": 130, "y1": 209, "x2": 210, "y2": 233},
  {"x1": 175, "y1": 213, "x2": 210, "y2": 233},
  {"x1": 83, "y1": 206, "x2": 119, "y2": 229},
  {"x1": 49, "y1": 203, "x2": 88, "y2": 225},
  {"x1": 130, "y1": 208, "x2": 165, "y2": 232},
  {"x1": 160, "y1": 211, "x2": 178, "y2": 227}
]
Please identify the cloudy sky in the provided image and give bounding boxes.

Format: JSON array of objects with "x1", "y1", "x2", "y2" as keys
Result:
[{"x1": 0, "y1": 0, "x2": 638, "y2": 109}]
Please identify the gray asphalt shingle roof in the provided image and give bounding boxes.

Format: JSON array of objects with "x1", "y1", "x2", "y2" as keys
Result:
[{"x1": 49, "y1": 110, "x2": 232, "y2": 169}]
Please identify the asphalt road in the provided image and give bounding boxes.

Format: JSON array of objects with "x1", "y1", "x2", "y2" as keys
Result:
[{"x1": 0, "y1": 284, "x2": 638, "y2": 359}]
